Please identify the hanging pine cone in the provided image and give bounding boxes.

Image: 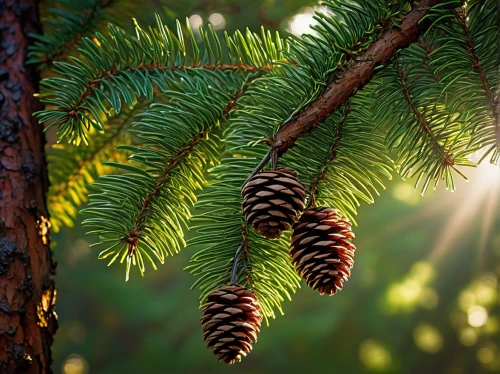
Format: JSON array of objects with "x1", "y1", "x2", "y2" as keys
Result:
[
  {"x1": 201, "y1": 285, "x2": 262, "y2": 364},
  {"x1": 290, "y1": 207, "x2": 355, "y2": 295},
  {"x1": 242, "y1": 167, "x2": 306, "y2": 239}
]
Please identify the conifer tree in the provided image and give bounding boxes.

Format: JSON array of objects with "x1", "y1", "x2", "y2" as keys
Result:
[{"x1": 1, "y1": 0, "x2": 498, "y2": 370}]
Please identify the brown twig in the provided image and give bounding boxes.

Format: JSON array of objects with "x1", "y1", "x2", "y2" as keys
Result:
[
  {"x1": 42, "y1": 0, "x2": 112, "y2": 66},
  {"x1": 133, "y1": 131, "x2": 205, "y2": 227},
  {"x1": 221, "y1": 73, "x2": 261, "y2": 117},
  {"x1": 452, "y1": 6, "x2": 499, "y2": 153},
  {"x1": 417, "y1": 38, "x2": 439, "y2": 82},
  {"x1": 49, "y1": 108, "x2": 136, "y2": 197},
  {"x1": 308, "y1": 103, "x2": 351, "y2": 208},
  {"x1": 271, "y1": 0, "x2": 446, "y2": 155},
  {"x1": 121, "y1": 77, "x2": 256, "y2": 256},
  {"x1": 68, "y1": 63, "x2": 271, "y2": 114},
  {"x1": 394, "y1": 54, "x2": 453, "y2": 167},
  {"x1": 120, "y1": 130, "x2": 206, "y2": 255}
]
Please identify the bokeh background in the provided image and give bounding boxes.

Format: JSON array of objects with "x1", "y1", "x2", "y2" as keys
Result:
[{"x1": 47, "y1": 1, "x2": 500, "y2": 373}]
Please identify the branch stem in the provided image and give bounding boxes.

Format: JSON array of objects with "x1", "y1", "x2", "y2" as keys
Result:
[
  {"x1": 452, "y1": 6, "x2": 499, "y2": 153},
  {"x1": 394, "y1": 54, "x2": 452, "y2": 165},
  {"x1": 71, "y1": 63, "x2": 271, "y2": 111},
  {"x1": 42, "y1": 0, "x2": 112, "y2": 65},
  {"x1": 271, "y1": 0, "x2": 446, "y2": 155},
  {"x1": 229, "y1": 223, "x2": 250, "y2": 285},
  {"x1": 122, "y1": 77, "x2": 257, "y2": 254},
  {"x1": 230, "y1": 243, "x2": 244, "y2": 284},
  {"x1": 242, "y1": 150, "x2": 272, "y2": 187},
  {"x1": 308, "y1": 103, "x2": 350, "y2": 208}
]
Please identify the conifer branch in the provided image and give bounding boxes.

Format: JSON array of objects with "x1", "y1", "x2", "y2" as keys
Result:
[
  {"x1": 42, "y1": 0, "x2": 113, "y2": 66},
  {"x1": 36, "y1": 18, "x2": 286, "y2": 144},
  {"x1": 308, "y1": 103, "x2": 350, "y2": 208},
  {"x1": 71, "y1": 63, "x2": 270, "y2": 117},
  {"x1": 82, "y1": 71, "x2": 250, "y2": 280},
  {"x1": 417, "y1": 39, "x2": 439, "y2": 81},
  {"x1": 49, "y1": 108, "x2": 132, "y2": 198},
  {"x1": 120, "y1": 130, "x2": 206, "y2": 257},
  {"x1": 394, "y1": 54, "x2": 453, "y2": 167},
  {"x1": 453, "y1": 6, "x2": 496, "y2": 115},
  {"x1": 282, "y1": 93, "x2": 393, "y2": 223},
  {"x1": 452, "y1": 5, "x2": 499, "y2": 153},
  {"x1": 133, "y1": 132, "x2": 204, "y2": 226},
  {"x1": 130, "y1": 73, "x2": 257, "y2": 236},
  {"x1": 116, "y1": 74, "x2": 256, "y2": 263},
  {"x1": 271, "y1": 0, "x2": 446, "y2": 155}
]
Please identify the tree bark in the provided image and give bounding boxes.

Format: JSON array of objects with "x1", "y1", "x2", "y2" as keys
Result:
[{"x1": 0, "y1": 0, "x2": 57, "y2": 373}]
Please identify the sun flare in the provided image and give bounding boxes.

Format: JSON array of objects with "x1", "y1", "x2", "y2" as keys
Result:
[{"x1": 429, "y1": 159, "x2": 499, "y2": 263}]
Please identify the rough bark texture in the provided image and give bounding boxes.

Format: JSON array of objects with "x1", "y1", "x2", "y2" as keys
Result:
[
  {"x1": 0, "y1": 0, "x2": 57, "y2": 373},
  {"x1": 273, "y1": 0, "x2": 446, "y2": 154}
]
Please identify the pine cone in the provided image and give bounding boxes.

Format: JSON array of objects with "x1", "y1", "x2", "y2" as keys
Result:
[
  {"x1": 242, "y1": 167, "x2": 306, "y2": 239},
  {"x1": 290, "y1": 207, "x2": 355, "y2": 295},
  {"x1": 201, "y1": 285, "x2": 262, "y2": 364}
]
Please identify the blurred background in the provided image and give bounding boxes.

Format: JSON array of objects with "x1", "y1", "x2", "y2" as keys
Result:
[{"x1": 47, "y1": 1, "x2": 500, "y2": 373}]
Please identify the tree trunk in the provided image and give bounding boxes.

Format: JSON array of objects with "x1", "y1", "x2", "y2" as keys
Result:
[{"x1": 0, "y1": 0, "x2": 57, "y2": 373}]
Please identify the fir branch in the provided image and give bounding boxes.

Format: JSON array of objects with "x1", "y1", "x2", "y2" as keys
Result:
[
  {"x1": 37, "y1": 0, "x2": 114, "y2": 66},
  {"x1": 452, "y1": 5, "x2": 499, "y2": 157},
  {"x1": 71, "y1": 63, "x2": 268, "y2": 118},
  {"x1": 82, "y1": 71, "x2": 253, "y2": 280},
  {"x1": 124, "y1": 72, "x2": 259, "y2": 258},
  {"x1": 416, "y1": 38, "x2": 439, "y2": 82},
  {"x1": 271, "y1": 0, "x2": 447, "y2": 155},
  {"x1": 394, "y1": 54, "x2": 453, "y2": 167},
  {"x1": 428, "y1": 0, "x2": 499, "y2": 164},
  {"x1": 36, "y1": 18, "x2": 287, "y2": 144},
  {"x1": 374, "y1": 38, "x2": 476, "y2": 193},
  {"x1": 308, "y1": 103, "x2": 351, "y2": 208},
  {"x1": 123, "y1": 130, "x2": 206, "y2": 257},
  {"x1": 47, "y1": 107, "x2": 137, "y2": 232},
  {"x1": 282, "y1": 91, "x2": 392, "y2": 223},
  {"x1": 453, "y1": 6, "x2": 496, "y2": 116}
]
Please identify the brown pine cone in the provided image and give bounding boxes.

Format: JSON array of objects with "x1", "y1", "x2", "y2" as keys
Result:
[
  {"x1": 201, "y1": 285, "x2": 262, "y2": 364},
  {"x1": 290, "y1": 207, "x2": 355, "y2": 295},
  {"x1": 242, "y1": 167, "x2": 306, "y2": 239}
]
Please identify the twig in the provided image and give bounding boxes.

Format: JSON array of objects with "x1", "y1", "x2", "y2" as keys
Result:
[
  {"x1": 230, "y1": 243, "x2": 244, "y2": 284},
  {"x1": 41, "y1": 0, "x2": 112, "y2": 66},
  {"x1": 452, "y1": 6, "x2": 499, "y2": 154},
  {"x1": 68, "y1": 63, "x2": 272, "y2": 114},
  {"x1": 270, "y1": 0, "x2": 446, "y2": 155},
  {"x1": 394, "y1": 54, "x2": 453, "y2": 166},
  {"x1": 308, "y1": 103, "x2": 350, "y2": 208},
  {"x1": 242, "y1": 150, "x2": 272, "y2": 187},
  {"x1": 122, "y1": 79, "x2": 255, "y2": 255}
]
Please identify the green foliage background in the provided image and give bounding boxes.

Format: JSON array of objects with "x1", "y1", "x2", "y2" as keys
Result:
[{"x1": 43, "y1": 0, "x2": 500, "y2": 373}]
